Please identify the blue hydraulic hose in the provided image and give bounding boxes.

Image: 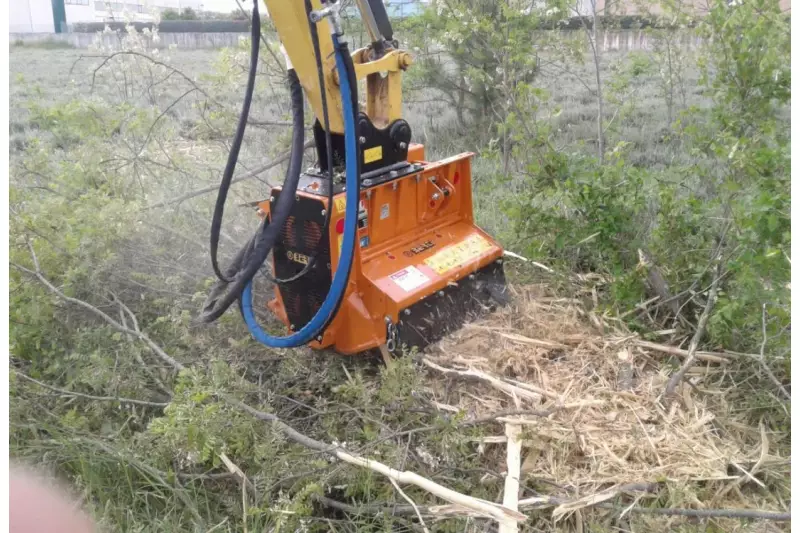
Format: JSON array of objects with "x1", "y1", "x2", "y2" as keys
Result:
[{"x1": 240, "y1": 33, "x2": 358, "y2": 348}]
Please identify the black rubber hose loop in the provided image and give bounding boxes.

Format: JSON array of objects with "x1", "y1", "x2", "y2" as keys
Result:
[{"x1": 209, "y1": 0, "x2": 261, "y2": 283}]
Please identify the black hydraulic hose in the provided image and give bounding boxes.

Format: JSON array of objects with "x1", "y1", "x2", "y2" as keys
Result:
[
  {"x1": 209, "y1": 0, "x2": 261, "y2": 283},
  {"x1": 239, "y1": 10, "x2": 360, "y2": 339},
  {"x1": 200, "y1": 1, "x2": 359, "y2": 336},
  {"x1": 265, "y1": 0, "x2": 335, "y2": 285},
  {"x1": 198, "y1": 69, "x2": 306, "y2": 324}
]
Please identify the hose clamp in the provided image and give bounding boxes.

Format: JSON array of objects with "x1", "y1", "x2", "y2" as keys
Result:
[{"x1": 310, "y1": 1, "x2": 343, "y2": 35}]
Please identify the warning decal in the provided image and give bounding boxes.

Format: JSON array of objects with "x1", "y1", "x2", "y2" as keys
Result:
[
  {"x1": 364, "y1": 146, "x2": 383, "y2": 164},
  {"x1": 334, "y1": 197, "x2": 347, "y2": 214},
  {"x1": 424, "y1": 234, "x2": 493, "y2": 275},
  {"x1": 389, "y1": 265, "x2": 430, "y2": 292}
]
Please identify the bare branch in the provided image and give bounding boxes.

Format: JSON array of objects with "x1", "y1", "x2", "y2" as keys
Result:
[
  {"x1": 137, "y1": 87, "x2": 199, "y2": 156},
  {"x1": 16, "y1": 248, "x2": 527, "y2": 524},
  {"x1": 13, "y1": 370, "x2": 168, "y2": 408},
  {"x1": 598, "y1": 504, "x2": 790, "y2": 522},
  {"x1": 633, "y1": 340, "x2": 730, "y2": 364},
  {"x1": 390, "y1": 478, "x2": 431, "y2": 533},
  {"x1": 663, "y1": 257, "x2": 724, "y2": 404},
  {"x1": 231, "y1": 400, "x2": 526, "y2": 525},
  {"x1": 12, "y1": 243, "x2": 185, "y2": 372},
  {"x1": 142, "y1": 139, "x2": 315, "y2": 210},
  {"x1": 757, "y1": 303, "x2": 790, "y2": 400}
]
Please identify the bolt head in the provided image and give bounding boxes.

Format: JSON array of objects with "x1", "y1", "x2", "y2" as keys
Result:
[
  {"x1": 404, "y1": 309, "x2": 411, "y2": 316},
  {"x1": 438, "y1": 291, "x2": 445, "y2": 297},
  {"x1": 269, "y1": 196, "x2": 275, "y2": 203},
  {"x1": 399, "y1": 142, "x2": 407, "y2": 150},
  {"x1": 289, "y1": 324, "x2": 296, "y2": 331},
  {"x1": 316, "y1": 335, "x2": 323, "y2": 342},
  {"x1": 321, "y1": 209, "x2": 326, "y2": 216},
  {"x1": 359, "y1": 136, "x2": 367, "y2": 145},
  {"x1": 432, "y1": 193, "x2": 441, "y2": 201},
  {"x1": 469, "y1": 274, "x2": 476, "y2": 280}
]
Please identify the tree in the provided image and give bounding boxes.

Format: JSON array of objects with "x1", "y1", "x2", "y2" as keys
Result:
[
  {"x1": 400, "y1": 0, "x2": 567, "y2": 138},
  {"x1": 161, "y1": 8, "x2": 180, "y2": 20},
  {"x1": 180, "y1": 7, "x2": 198, "y2": 20},
  {"x1": 160, "y1": 7, "x2": 198, "y2": 20}
]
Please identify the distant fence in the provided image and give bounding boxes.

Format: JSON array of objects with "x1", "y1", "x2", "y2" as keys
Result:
[
  {"x1": 10, "y1": 31, "x2": 246, "y2": 49},
  {"x1": 68, "y1": 20, "x2": 251, "y2": 34},
  {"x1": 10, "y1": 29, "x2": 705, "y2": 52},
  {"x1": 599, "y1": 29, "x2": 705, "y2": 52}
]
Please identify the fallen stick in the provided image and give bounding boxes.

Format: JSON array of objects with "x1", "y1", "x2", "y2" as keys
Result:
[
  {"x1": 496, "y1": 332, "x2": 571, "y2": 351},
  {"x1": 421, "y1": 358, "x2": 542, "y2": 402},
  {"x1": 314, "y1": 494, "x2": 485, "y2": 518},
  {"x1": 16, "y1": 247, "x2": 526, "y2": 527},
  {"x1": 390, "y1": 478, "x2": 431, "y2": 533},
  {"x1": 633, "y1": 340, "x2": 730, "y2": 365},
  {"x1": 664, "y1": 260, "x2": 724, "y2": 404},
  {"x1": 502, "y1": 250, "x2": 554, "y2": 273},
  {"x1": 500, "y1": 423, "x2": 523, "y2": 533},
  {"x1": 13, "y1": 370, "x2": 168, "y2": 408},
  {"x1": 599, "y1": 505, "x2": 790, "y2": 521},
  {"x1": 518, "y1": 487, "x2": 790, "y2": 522}
]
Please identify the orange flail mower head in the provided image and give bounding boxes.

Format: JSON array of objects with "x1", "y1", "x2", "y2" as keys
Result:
[{"x1": 257, "y1": 143, "x2": 508, "y2": 356}]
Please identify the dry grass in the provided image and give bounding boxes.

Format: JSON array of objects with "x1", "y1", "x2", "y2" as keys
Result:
[{"x1": 421, "y1": 284, "x2": 789, "y2": 526}]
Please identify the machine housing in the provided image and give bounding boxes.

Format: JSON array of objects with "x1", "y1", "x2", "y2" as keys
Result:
[{"x1": 258, "y1": 143, "x2": 507, "y2": 355}]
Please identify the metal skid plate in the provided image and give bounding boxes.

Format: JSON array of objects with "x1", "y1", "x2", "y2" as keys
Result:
[{"x1": 392, "y1": 261, "x2": 508, "y2": 354}]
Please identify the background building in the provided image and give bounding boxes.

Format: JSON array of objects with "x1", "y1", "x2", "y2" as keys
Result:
[
  {"x1": 10, "y1": 0, "x2": 56, "y2": 33},
  {"x1": 11, "y1": 0, "x2": 205, "y2": 33},
  {"x1": 71, "y1": 0, "x2": 203, "y2": 24}
]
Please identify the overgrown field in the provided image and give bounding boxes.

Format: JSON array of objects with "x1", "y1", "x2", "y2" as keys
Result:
[{"x1": 9, "y1": 1, "x2": 790, "y2": 531}]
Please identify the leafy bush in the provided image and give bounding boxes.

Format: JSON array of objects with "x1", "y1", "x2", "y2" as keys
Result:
[{"x1": 500, "y1": 0, "x2": 790, "y2": 358}]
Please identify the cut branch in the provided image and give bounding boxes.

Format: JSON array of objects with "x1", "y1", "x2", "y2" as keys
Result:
[
  {"x1": 663, "y1": 258, "x2": 724, "y2": 405},
  {"x1": 13, "y1": 247, "x2": 525, "y2": 525},
  {"x1": 13, "y1": 371, "x2": 169, "y2": 408},
  {"x1": 390, "y1": 478, "x2": 431, "y2": 533},
  {"x1": 757, "y1": 303, "x2": 790, "y2": 400},
  {"x1": 500, "y1": 423, "x2": 522, "y2": 533},
  {"x1": 13, "y1": 244, "x2": 185, "y2": 372},
  {"x1": 234, "y1": 400, "x2": 526, "y2": 525},
  {"x1": 633, "y1": 340, "x2": 730, "y2": 364},
  {"x1": 143, "y1": 139, "x2": 315, "y2": 210},
  {"x1": 421, "y1": 357, "x2": 543, "y2": 403}
]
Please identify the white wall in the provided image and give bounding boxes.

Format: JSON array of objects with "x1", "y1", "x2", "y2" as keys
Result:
[
  {"x1": 9, "y1": 0, "x2": 55, "y2": 33},
  {"x1": 65, "y1": 3, "x2": 95, "y2": 23},
  {"x1": 151, "y1": 0, "x2": 203, "y2": 10}
]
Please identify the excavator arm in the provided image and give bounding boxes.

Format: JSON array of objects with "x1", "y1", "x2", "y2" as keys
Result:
[
  {"x1": 201, "y1": 0, "x2": 508, "y2": 356},
  {"x1": 264, "y1": 0, "x2": 413, "y2": 172}
]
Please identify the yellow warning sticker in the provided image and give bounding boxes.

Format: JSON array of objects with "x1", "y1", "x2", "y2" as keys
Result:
[
  {"x1": 334, "y1": 197, "x2": 347, "y2": 214},
  {"x1": 364, "y1": 146, "x2": 383, "y2": 164},
  {"x1": 424, "y1": 234, "x2": 493, "y2": 275}
]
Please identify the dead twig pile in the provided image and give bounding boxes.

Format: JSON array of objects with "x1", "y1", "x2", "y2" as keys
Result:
[{"x1": 421, "y1": 284, "x2": 789, "y2": 525}]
